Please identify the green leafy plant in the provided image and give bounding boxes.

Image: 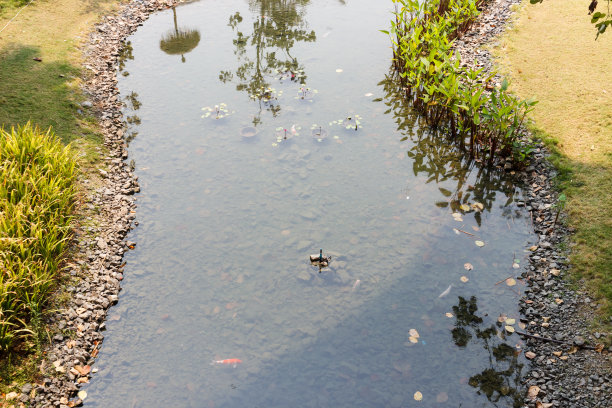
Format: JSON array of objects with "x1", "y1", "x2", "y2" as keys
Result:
[{"x1": 0, "y1": 123, "x2": 77, "y2": 352}]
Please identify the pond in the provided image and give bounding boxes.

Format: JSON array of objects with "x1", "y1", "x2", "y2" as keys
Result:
[{"x1": 83, "y1": 0, "x2": 536, "y2": 406}]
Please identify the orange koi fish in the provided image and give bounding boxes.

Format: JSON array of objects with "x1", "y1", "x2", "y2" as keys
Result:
[{"x1": 211, "y1": 358, "x2": 242, "y2": 368}]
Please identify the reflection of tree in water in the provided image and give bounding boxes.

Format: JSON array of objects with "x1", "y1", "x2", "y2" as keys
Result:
[
  {"x1": 379, "y1": 74, "x2": 521, "y2": 226},
  {"x1": 221, "y1": 0, "x2": 316, "y2": 125},
  {"x1": 159, "y1": 6, "x2": 201, "y2": 63},
  {"x1": 452, "y1": 296, "x2": 523, "y2": 407}
]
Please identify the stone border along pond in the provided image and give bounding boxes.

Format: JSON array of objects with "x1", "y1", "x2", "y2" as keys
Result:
[{"x1": 11, "y1": 0, "x2": 608, "y2": 407}]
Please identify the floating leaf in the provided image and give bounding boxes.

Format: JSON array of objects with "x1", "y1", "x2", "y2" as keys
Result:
[
  {"x1": 472, "y1": 226, "x2": 480, "y2": 231},
  {"x1": 505, "y1": 325, "x2": 515, "y2": 333},
  {"x1": 518, "y1": 322, "x2": 526, "y2": 329},
  {"x1": 445, "y1": 312, "x2": 453, "y2": 318},
  {"x1": 460, "y1": 204, "x2": 470, "y2": 212},
  {"x1": 335, "y1": 68, "x2": 343, "y2": 73},
  {"x1": 460, "y1": 276, "x2": 469, "y2": 283},
  {"x1": 364, "y1": 92, "x2": 373, "y2": 97},
  {"x1": 409, "y1": 328, "x2": 420, "y2": 338},
  {"x1": 78, "y1": 390, "x2": 88, "y2": 400},
  {"x1": 497, "y1": 314, "x2": 507, "y2": 323},
  {"x1": 505, "y1": 318, "x2": 516, "y2": 325},
  {"x1": 464, "y1": 263, "x2": 473, "y2": 270},
  {"x1": 506, "y1": 278, "x2": 516, "y2": 286},
  {"x1": 512, "y1": 262, "x2": 520, "y2": 269},
  {"x1": 475, "y1": 240, "x2": 485, "y2": 247},
  {"x1": 471, "y1": 202, "x2": 484, "y2": 211},
  {"x1": 529, "y1": 245, "x2": 538, "y2": 251},
  {"x1": 414, "y1": 391, "x2": 423, "y2": 401},
  {"x1": 408, "y1": 336, "x2": 419, "y2": 344}
]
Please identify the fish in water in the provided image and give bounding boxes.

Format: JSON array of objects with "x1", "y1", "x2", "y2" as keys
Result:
[
  {"x1": 352, "y1": 279, "x2": 361, "y2": 292},
  {"x1": 438, "y1": 284, "x2": 452, "y2": 298},
  {"x1": 211, "y1": 358, "x2": 242, "y2": 368}
]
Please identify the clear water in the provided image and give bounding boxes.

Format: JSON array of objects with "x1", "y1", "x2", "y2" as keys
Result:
[{"x1": 83, "y1": 1, "x2": 536, "y2": 406}]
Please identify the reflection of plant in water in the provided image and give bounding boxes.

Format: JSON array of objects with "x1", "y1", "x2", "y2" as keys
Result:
[
  {"x1": 118, "y1": 40, "x2": 134, "y2": 76},
  {"x1": 379, "y1": 73, "x2": 520, "y2": 226},
  {"x1": 221, "y1": 1, "x2": 316, "y2": 125},
  {"x1": 451, "y1": 296, "x2": 523, "y2": 407}
]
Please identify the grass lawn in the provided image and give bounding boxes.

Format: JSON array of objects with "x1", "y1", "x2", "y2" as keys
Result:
[{"x1": 497, "y1": 0, "x2": 612, "y2": 326}]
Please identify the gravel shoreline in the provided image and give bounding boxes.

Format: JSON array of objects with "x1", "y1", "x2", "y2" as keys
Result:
[{"x1": 7, "y1": 0, "x2": 608, "y2": 407}]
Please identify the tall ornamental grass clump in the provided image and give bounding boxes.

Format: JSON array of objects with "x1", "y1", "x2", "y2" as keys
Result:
[
  {"x1": 384, "y1": 0, "x2": 537, "y2": 163},
  {"x1": 0, "y1": 123, "x2": 77, "y2": 351}
]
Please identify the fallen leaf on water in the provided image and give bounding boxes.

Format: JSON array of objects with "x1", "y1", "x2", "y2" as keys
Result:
[
  {"x1": 436, "y1": 391, "x2": 449, "y2": 403},
  {"x1": 445, "y1": 312, "x2": 454, "y2": 318},
  {"x1": 408, "y1": 336, "x2": 419, "y2": 344},
  {"x1": 409, "y1": 328, "x2": 420, "y2": 338},
  {"x1": 460, "y1": 204, "x2": 470, "y2": 212},
  {"x1": 460, "y1": 276, "x2": 469, "y2": 283},
  {"x1": 518, "y1": 322, "x2": 526, "y2": 329},
  {"x1": 527, "y1": 385, "x2": 540, "y2": 400},
  {"x1": 364, "y1": 92, "x2": 373, "y2": 97},
  {"x1": 78, "y1": 391, "x2": 87, "y2": 400},
  {"x1": 505, "y1": 325, "x2": 515, "y2": 333},
  {"x1": 506, "y1": 278, "x2": 517, "y2": 286},
  {"x1": 472, "y1": 226, "x2": 479, "y2": 231},
  {"x1": 335, "y1": 68, "x2": 343, "y2": 73},
  {"x1": 529, "y1": 245, "x2": 538, "y2": 251},
  {"x1": 464, "y1": 262, "x2": 473, "y2": 270},
  {"x1": 475, "y1": 240, "x2": 485, "y2": 247},
  {"x1": 505, "y1": 318, "x2": 516, "y2": 325},
  {"x1": 512, "y1": 262, "x2": 520, "y2": 269},
  {"x1": 414, "y1": 391, "x2": 423, "y2": 401},
  {"x1": 453, "y1": 228, "x2": 460, "y2": 235},
  {"x1": 498, "y1": 314, "x2": 507, "y2": 323},
  {"x1": 471, "y1": 202, "x2": 484, "y2": 211}
]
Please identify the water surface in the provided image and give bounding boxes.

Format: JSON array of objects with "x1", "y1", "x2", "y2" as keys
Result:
[{"x1": 84, "y1": 1, "x2": 535, "y2": 406}]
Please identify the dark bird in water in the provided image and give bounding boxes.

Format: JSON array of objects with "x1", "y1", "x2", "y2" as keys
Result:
[{"x1": 589, "y1": 0, "x2": 598, "y2": 15}]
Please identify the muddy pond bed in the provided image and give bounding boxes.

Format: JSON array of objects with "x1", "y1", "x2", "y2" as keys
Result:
[{"x1": 81, "y1": 0, "x2": 538, "y2": 406}]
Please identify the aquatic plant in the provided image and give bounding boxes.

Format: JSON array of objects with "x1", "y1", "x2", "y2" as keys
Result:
[
  {"x1": 385, "y1": 0, "x2": 537, "y2": 163},
  {"x1": 201, "y1": 103, "x2": 234, "y2": 120},
  {"x1": 0, "y1": 123, "x2": 77, "y2": 351},
  {"x1": 310, "y1": 124, "x2": 328, "y2": 142},
  {"x1": 295, "y1": 87, "x2": 318, "y2": 101},
  {"x1": 329, "y1": 115, "x2": 363, "y2": 131}
]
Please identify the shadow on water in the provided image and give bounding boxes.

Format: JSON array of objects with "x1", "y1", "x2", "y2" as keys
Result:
[
  {"x1": 173, "y1": 276, "x2": 525, "y2": 408},
  {"x1": 219, "y1": 0, "x2": 316, "y2": 125},
  {"x1": 377, "y1": 74, "x2": 522, "y2": 227}
]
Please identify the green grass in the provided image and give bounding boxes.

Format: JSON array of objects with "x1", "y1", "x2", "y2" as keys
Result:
[{"x1": 497, "y1": 0, "x2": 612, "y2": 329}]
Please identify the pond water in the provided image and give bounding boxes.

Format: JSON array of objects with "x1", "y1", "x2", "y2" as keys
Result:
[{"x1": 83, "y1": 0, "x2": 536, "y2": 406}]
